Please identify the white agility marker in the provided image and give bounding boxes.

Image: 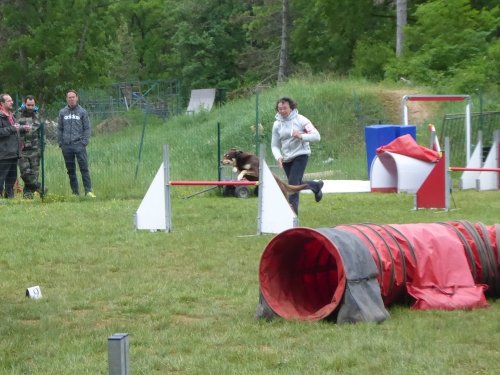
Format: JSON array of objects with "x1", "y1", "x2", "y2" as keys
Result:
[
  {"x1": 134, "y1": 144, "x2": 296, "y2": 234},
  {"x1": 26, "y1": 285, "x2": 42, "y2": 300}
]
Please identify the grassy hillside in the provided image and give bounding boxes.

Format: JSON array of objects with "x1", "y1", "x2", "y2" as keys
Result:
[{"x1": 42, "y1": 77, "x2": 466, "y2": 199}]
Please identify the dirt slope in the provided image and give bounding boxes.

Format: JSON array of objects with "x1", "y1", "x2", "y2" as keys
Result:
[{"x1": 378, "y1": 89, "x2": 438, "y2": 126}]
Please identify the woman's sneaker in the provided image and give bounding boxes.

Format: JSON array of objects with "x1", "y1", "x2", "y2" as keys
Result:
[{"x1": 314, "y1": 180, "x2": 324, "y2": 202}]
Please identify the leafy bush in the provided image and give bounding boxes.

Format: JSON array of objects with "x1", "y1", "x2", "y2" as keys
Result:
[
  {"x1": 352, "y1": 39, "x2": 393, "y2": 81},
  {"x1": 384, "y1": 0, "x2": 499, "y2": 92}
]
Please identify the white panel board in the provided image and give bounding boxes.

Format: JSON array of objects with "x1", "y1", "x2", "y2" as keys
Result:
[
  {"x1": 477, "y1": 136, "x2": 499, "y2": 190},
  {"x1": 134, "y1": 163, "x2": 166, "y2": 231},
  {"x1": 186, "y1": 89, "x2": 216, "y2": 114},
  {"x1": 258, "y1": 160, "x2": 297, "y2": 235},
  {"x1": 370, "y1": 152, "x2": 435, "y2": 193},
  {"x1": 459, "y1": 140, "x2": 482, "y2": 190}
]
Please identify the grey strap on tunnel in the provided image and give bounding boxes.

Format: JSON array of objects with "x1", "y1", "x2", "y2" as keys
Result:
[
  {"x1": 255, "y1": 290, "x2": 278, "y2": 320},
  {"x1": 317, "y1": 228, "x2": 390, "y2": 324}
]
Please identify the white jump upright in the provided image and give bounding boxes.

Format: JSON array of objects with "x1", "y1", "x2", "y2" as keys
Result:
[
  {"x1": 257, "y1": 144, "x2": 297, "y2": 234},
  {"x1": 459, "y1": 130, "x2": 500, "y2": 191},
  {"x1": 134, "y1": 144, "x2": 296, "y2": 234},
  {"x1": 477, "y1": 130, "x2": 500, "y2": 190},
  {"x1": 133, "y1": 145, "x2": 171, "y2": 231},
  {"x1": 459, "y1": 135, "x2": 483, "y2": 190}
]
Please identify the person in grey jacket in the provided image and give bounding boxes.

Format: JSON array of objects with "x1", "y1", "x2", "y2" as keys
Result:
[
  {"x1": 57, "y1": 89, "x2": 95, "y2": 197},
  {"x1": 271, "y1": 96, "x2": 323, "y2": 214}
]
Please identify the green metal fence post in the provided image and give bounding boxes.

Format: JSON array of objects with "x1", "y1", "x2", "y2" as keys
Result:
[{"x1": 134, "y1": 111, "x2": 148, "y2": 180}]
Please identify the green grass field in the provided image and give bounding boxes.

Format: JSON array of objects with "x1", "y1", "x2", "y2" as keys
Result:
[{"x1": 1, "y1": 78, "x2": 499, "y2": 374}]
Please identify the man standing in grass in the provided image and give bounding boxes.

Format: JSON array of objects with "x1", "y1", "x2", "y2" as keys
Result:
[
  {"x1": 16, "y1": 95, "x2": 43, "y2": 198},
  {"x1": 57, "y1": 89, "x2": 95, "y2": 197},
  {"x1": 0, "y1": 93, "x2": 31, "y2": 198}
]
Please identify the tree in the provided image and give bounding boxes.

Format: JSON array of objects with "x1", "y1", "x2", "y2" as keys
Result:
[
  {"x1": 291, "y1": 0, "x2": 387, "y2": 74},
  {"x1": 111, "y1": 19, "x2": 143, "y2": 82},
  {"x1": 0, "y1": 0, "x2": 118, "y2": 104},
  {"x1": 277, "y1": 0, "x2": 289, "y2": 82},
  {"x1": 108, "y1": 0, "x2": 170, "y2": 80},
  {"x1": 396, "y1": 0, "x2": 407, "y2": 56},
  {"x1": 162, "y1": 0, "x2": 250, "y2": 96},
  {"x1": 385, "y1": 0, "x2": 500, "y2": 92},
  {"x1": 373, "y1": 0, "x2": 408, "y2": 56},
  {"x1": 237, "y1": 0, "x2": 282, "y2": 88},
  {"x1": 0, "y1": 0, "x2": 497, "y2": 107}
]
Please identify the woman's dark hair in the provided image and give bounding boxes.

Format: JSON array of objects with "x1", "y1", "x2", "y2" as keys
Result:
[{"x1": 275, "y1": 97, "x2": 297, "y2": 111}]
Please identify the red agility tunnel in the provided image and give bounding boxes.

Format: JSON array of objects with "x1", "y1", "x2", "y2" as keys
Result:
[{"x1": 258, "y1": 221, "x2": 499, "y2": 322}]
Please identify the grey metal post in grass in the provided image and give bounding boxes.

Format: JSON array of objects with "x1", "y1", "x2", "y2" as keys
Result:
[
  {"x1": 135, "y1": 110, "x2": 149, "y2": 180},
  {"x1": 445, "y1": 137, "x2": 451, "y2": 210},
  {"x1": 108, "y1": 333, "x2": 129, "y2": 375}
]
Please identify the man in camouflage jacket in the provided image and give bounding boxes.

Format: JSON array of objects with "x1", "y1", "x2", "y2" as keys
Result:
[{"x1": 16, "y1": 95, "x2": 42, "y2": 198}]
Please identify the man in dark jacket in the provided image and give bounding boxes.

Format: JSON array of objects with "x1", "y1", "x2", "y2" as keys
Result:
[
  {"x1": 0, "y1": 93, "x2": 30, "y2": 198},
  {"x1": 16, "y1": 95, "x2": 42, "y2": 198},
  {"x1": 57, "y1": 89, "x2": 95, "y2": 197}
]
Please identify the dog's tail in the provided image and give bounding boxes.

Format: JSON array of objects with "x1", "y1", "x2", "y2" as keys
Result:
[{"x1": 272, "y1": 173, "x2": 309, "y2": 196}]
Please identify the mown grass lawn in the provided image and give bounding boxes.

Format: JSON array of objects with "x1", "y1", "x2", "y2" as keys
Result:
[{"x1": 1, "y1": 188, "x2": 499, "y2": 374}]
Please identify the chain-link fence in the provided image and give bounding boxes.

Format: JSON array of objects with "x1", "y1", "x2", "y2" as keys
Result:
[{"x1": 79, "y1": 79, "x2": 182, "y2": 124}]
